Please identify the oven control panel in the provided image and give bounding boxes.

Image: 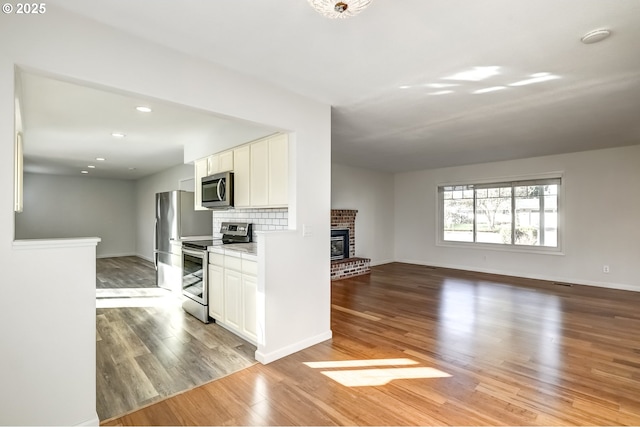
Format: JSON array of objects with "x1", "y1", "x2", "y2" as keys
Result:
[{"x1": 220, "y1": 222, "x2": 250, "y2": 236}]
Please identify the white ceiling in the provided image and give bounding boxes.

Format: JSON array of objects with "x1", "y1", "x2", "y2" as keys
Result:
[
  {"x1": 18, "y1": 72, "x2": 277, "y2": 180},
  {"x1": 23, "y1": 0, "x2": 640, "y2": 177}
]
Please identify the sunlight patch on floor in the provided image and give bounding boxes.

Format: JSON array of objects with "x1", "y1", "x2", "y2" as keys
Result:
[
  {"x1": 96, "y1": 288, "x2": 182, "y2": 308},
  {"x1": 304, "y1": 358, "x2": 452, "y2": 387}
]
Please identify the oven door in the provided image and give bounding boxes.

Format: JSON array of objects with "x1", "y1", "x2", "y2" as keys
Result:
[{"x1": 182, "y1": 248, "x2": 207, "y2": 305}]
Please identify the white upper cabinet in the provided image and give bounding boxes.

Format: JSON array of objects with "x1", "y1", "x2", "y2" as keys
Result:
[
  {"x1": 193, "y1": 133, "x2": 288, "y2": 210},
  {"x1": 209, "y1": 150, "x2": 234, "y2": 174},
  {"x1": 233, "y1": 145, "x2": 251, "y2": 208},
  {"x1": 248, "y1": 133, "x2": 288, "y2": 208},
  {"x1": 267, "y1": 134, "x2": 288, "y2": 207},
  {"x1": 249, "y1": 138, "x2": 270, "y2": 207}
]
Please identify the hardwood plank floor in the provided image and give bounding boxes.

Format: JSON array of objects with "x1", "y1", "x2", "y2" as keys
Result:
[
  {"x1": 104, "y1": 262, "x2": 640, "y2": 426},
  {"x1": 96, "y1": 256, "x2": 257, "y2": 421}
]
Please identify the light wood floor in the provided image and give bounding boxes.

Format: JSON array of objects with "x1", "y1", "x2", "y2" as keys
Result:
[
  {"x1": 104, "y1": 262, "x2": 640, "y2": 426},
  {"x1": 96, "y1": 257, "x2": 257, "y2": 421}
]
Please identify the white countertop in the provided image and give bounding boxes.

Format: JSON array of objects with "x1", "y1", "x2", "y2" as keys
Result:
[{"x1": 209, "y1": 242, "x2": 258, "y2": 260}]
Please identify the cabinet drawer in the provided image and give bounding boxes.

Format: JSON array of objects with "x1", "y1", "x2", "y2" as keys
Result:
[
  {"x1": 225, "y1": 255, "x2": 242, "y2": 271},
  {"x1": 209, "y1": 252, "x2": 225, "y2": 266},
  {"x1": 242, "y1": 259, "x2": 258, "y2": 276}
]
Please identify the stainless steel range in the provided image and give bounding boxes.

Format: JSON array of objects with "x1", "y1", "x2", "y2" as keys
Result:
[{"x1": 181, "y1": 222, "x2": 253, "y2": 323}]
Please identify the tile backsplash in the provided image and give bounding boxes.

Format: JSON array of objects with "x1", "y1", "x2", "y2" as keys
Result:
[{"x1": 212, "y1": 208, "x2": 288, "y2": 241}]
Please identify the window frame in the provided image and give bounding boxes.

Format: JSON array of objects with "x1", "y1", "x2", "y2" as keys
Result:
[{"x1": 436, "y1": 173, "x2": 564, "y2": 255}]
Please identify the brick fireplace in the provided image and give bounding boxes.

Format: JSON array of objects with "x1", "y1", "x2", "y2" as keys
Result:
[{"x1": 330, "y1": 209, "x2": 371, "y2": 280}]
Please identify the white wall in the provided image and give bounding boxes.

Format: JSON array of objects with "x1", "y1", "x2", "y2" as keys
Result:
[
  {"x1": 394, "y1": 145, "x2": 640, "y2": 291},
  {"x1": 0, "y1": 5, "x2": 330, "y2": 425},
  {"x1": 134, "y1": 163, "x2": 198, "y2": 261},
  {"x1": 15, "y1": 173, "x2": 136, "y2": 257},
  {"x1": 331, "y1": 163, "x2": 395, "y2": 265}
]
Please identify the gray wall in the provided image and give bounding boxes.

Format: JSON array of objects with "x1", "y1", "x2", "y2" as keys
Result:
[
  {"x1": 331, "y1": 163, "x2": 395, "y2": 265},
  {"x1": 394, "y1": 144, "x2": 640, "y2": 291},
  {"x1": 15, "y1": 173, "x2": 136, "y2": 257}
]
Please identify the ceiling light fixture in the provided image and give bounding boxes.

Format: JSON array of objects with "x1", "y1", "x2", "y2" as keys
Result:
[
  {"x1": 581, "y1": 29, "x2": 611, "y2": 44},
  {"x1": 136, "y1": 106, "x2": 152, "y2": 113},
  {"x1": 81, "y1": 170, "x2": 89, "y2": 174},
  {"x1": 96, "y1": 157, "x2": 106, "y2": 161},
  {"x1": 308, "y1": 0, "x2": 372, "y2": 19},
  {"x1": 111, "y1": 132, "x2": 126, "y2": 138},
  {"x1": 87, "y1": 165, "x2": 96, "y2": 169}
]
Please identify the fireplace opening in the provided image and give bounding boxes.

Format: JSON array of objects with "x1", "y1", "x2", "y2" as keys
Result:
[{"x1": 331, "y1": 229, "x2": 349, "y2": 261}]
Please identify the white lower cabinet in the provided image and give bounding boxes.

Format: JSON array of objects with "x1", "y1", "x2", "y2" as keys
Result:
[
  {"x1": 223, "y1": 268, "x2": 243, "y2": 331},
  {"x1": 241, "y1": 273, "x2": 258, "y2": 342},
  {"x1": 208, "y1": 250, "x2": 258, "y2": 344},
  {"x1": 207, "y1": 264, "x2": 224, "y2": 321}
]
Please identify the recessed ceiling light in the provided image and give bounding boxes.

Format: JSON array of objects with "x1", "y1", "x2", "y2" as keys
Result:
[
  {"x1": 136, "y1": 106, "x2": 152, "y2": 113},
  {"x1": 581, "y1": 29, "x2": 611, "y2": 44},
  {"x1": 399, "y1": 85, "x2": 412, "y2": 89},
  {"x1": 96, "y1": 157, "x2": 106, "y2": 161},
  {"x1": 81, "y1": 170, "x2": 89, "y2": 174},
  {"x1": 112, "y1": 132, "x2": 126, "y2": 138},
  {"x1": 87, "y1": 165, "x2": 96, "y2": 169},
  {"x1": 473, "y1": 86, "x2": 507, "y2": 94}
]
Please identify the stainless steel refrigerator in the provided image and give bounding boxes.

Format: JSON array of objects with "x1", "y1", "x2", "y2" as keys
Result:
[{"x1": 154, "y1": 190, "x2": 212, "y2": 292}]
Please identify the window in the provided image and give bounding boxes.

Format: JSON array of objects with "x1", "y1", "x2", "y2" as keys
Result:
[{"x1": 439, "y1": 177, "x2": 560, "y2": 248}]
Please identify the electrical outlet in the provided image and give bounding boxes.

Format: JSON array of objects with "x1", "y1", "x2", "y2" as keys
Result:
[{"x1": 603, "y1": 265, "x2": 610, "y2": 273}]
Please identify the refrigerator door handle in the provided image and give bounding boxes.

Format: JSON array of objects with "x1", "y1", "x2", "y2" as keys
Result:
[{"x1": 154, "y1": 218, "x2": 158, "y2": 270}]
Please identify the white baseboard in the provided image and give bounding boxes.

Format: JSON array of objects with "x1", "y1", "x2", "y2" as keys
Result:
[
  {"x1": 370, "y1": 259, "x2": 394, "y2": 267},
  {"x1": 255, "y1": 330, "x2": 333, "y2": 364},
  {"x1": 75, "y1": 413, "x2": 99, "y2": 426},
  {"x1": 137, "y1": 254, "x2": 154, "y2": 263},
  {"x1": 96, "y1": 252, "x2": 137, "y2": 259}
]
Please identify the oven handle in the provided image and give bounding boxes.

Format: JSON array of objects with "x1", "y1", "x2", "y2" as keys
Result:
[{"x1": 182, "y1": 247, "x2": 207, "y2": 259}]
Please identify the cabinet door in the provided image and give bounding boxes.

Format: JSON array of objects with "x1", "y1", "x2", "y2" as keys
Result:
[
  {"x1": 219, "y1": 150, "x2": 234, "y2": 172},
  {"x1": 224, "y1": 269, "x2": 243, "y2": 332},
  {"x1": 207, "y1": 154, "x2": 219, "y2": 175},
  {"x1": 250, "y1": 139, "x2": 269, "y2": 207},
  {"x1": 268, "y1": 134, "x2": 288, "y2": 206},
  {"x1": 242, "y1": 274, "x2": 258, "y2": 342},
  {"x1": 233, "y1": 145, "x2": 251, "y2": 208},
  {"x1": 208, "y1": 264, "x2": 224, "y2": 321},
  {"x1": 194, "y1": 157, "x2": 209, "y2": 211}
]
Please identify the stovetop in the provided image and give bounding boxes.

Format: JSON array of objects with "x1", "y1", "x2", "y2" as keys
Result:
[{"x1": 182, "y1": 239, "x2": 222, "y2": 250}]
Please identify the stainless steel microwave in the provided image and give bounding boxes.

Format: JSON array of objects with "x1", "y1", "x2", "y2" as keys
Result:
[{"x1": 201, "y1": 171, "x2": 234, "y2": 209}]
